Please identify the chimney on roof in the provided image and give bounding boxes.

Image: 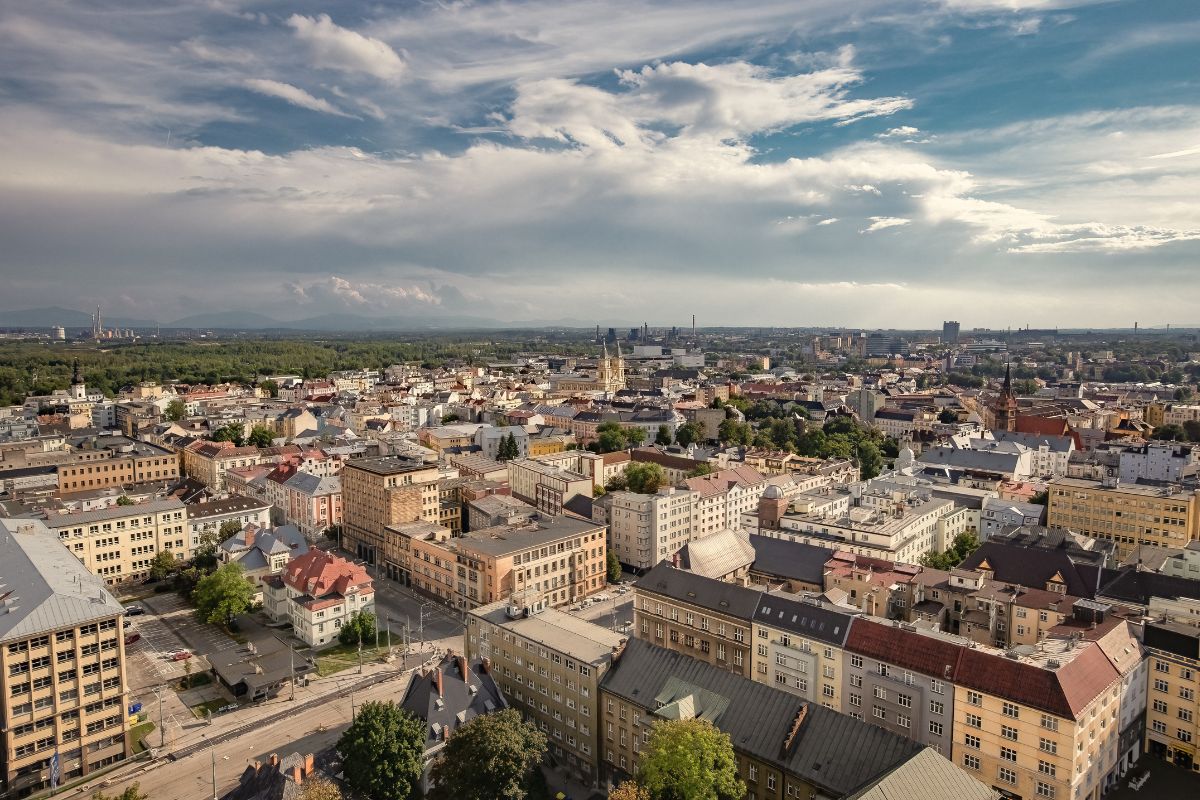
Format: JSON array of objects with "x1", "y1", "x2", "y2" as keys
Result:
[
  {"x1": 435, "y1": 666, "x2": 444, "y2": 698},
  {"x1": 480, "y1": 657, "x2": 491, "y2": 674},
  {"x1": 292, "y1": 765, "x2": 303, "y2": 785},
  {"x1": 457, "y1": 654, "x2": 468, "y2": 681},
  {"x1": 244, "y1": 524, "x2": 256, "y2": 549},
  {"x1": 269, "y1": 753, "x2": 279, "y2": 767},
  {"x1": 304, "y1": 753, "x2": 314, "y2": 775}
]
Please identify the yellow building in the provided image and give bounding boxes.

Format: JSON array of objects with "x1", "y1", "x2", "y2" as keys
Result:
[
  {"x1": 0, "y1": 520, "x2": 132, "y2": 796},
  {"x1": 750, "y1": 592, "x2": 851, "y2": 711},
  {"x1": 1046, "y1": 477, "x2": 1200, "y2": 559},
  {"x1": 1144, "y1": 621, "x2": 1200, "y2": 772},
  {"x1": 57, "y1": 445, "x2": 179, "y2": 495},
  {"x1": 340, "y1": 457, "x2": 442, "y2": 575},
  {"x1": 41, "y1": 498, "x2": 191, "y2": 584}
]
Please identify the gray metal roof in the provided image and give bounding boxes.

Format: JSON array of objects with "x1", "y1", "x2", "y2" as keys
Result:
[
  {"x1": 601, "y1": 638, "x2": 923, "y2": 796},
  {"x1": 845, "y1": 747, "x2": 999, "y2": 800},
  {"x1": 41, "y1": 497, "x2": 186, "y2": 528},
  {"x1": 754, "y1": 593, "x2": 855, "y2": 647},
  {"x1": 635, "y1": 562, "x2": 762, "y2": 619},
  {"x1": 0, "y1": 518, "x2": 125, "y2": 641}
]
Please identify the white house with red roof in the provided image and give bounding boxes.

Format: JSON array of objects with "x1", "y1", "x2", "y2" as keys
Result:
[{"x1": 262, "y1": 549, "x2": 374, "y2": 647}]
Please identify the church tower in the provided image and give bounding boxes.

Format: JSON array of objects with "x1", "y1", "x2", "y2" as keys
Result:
[
  {"x1": 993, "y1": 363, "x2": 1018, "y2": 432},
  {"x1": 69, "y1": 358, "x2": 87, "y2": 401}
]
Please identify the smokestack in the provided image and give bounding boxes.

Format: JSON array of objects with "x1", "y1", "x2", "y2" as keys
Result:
[{"x1": 692, "y1": 314, "x2": 696, "y2": 339}]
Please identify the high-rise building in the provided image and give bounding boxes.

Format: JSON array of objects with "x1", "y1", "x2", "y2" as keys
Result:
[
  {"x1": 0, "y1": 519, "x2": 131, "y2": 796},
  {"x1": 339, "y1": 457, "x2": 442, "y2": 572},
  {"x1": 942, "y1": 320, "x2": 961, "y2": 346}
]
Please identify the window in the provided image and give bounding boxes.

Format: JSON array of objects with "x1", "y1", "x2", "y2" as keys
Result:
[
  {"x1": 929, "y1": 721, "x2": 943, "y2": 736},
  {"x1": 849, "y1": 694, "x2": 861, "y2": 708},
  {"x1": 1038, "y1": 760, "x2": 1056, "y2": 777},
  {"x1": 966, "y1": 691, "x2": 982, "y2": 706},
  {"x1": 966, "y1": 714, "x2": 982, "y2": 728},
  {"x1": 1179, "y1": 729, "x2": 1194, "y2": 744},
  {"x1": 878, "y1": 663, "x2": 889, "y2": 677},
  {"x1": 1152, "y1": 720, "x2": 1168, "y2": 735},
  {"x1": 1036, "y1": 782, "x2": 1055, "y2": 798},
  {"x1": 873, "y1": 705, "x2": 886, "y2": 720},
  {"x1": 963, "y1": 754, "x2": 980, "y2": 770},
  {"x1": 851, "y1": 654, "x2": 863, "y2": 669},
  {"x1": 748, "y1": 764, "x2": 757, "y2": 782},
  {"x1": 998, "y1": 767, "x2": 1017, "y2": 785},
  {"x1": 850, "y1": 674, "x2": 862, "y2": 688},
  {"x1": 1000, "y1": 746, "x2": 1018, "y2": 763},
  {"x1": 1002, "y1": 702, "x2": 1019, "y2": 718},
  {"x1": 1154, "y1": 679, "x2": 1170, "y2": 693},
  {"x1": 1001, "y1": 725, "x2": 1018, "y2": 741},
  {"x1": 873, "y1": 686, "x2": 887, "y2": 700},
  {"x1": 1039, "y1": 737, "x2": 1058, "y2": 755},
  {"x1": 965, "y1": 734, "x2": 980, "y2": 749},
  {"x1": 931, "y1": 678, "x2": 945, "y2": 695},
  {"x1": 930, "y1": 701, "x2": 944, "y2": 716},
  {"x1": 898, "y1": 694, "x2": 912, "y2": 708},
  {"x1": 897, "y1": 714, "x2": 910, "y2": 729},
  {"x1": 1040, "y1": 714, "x2": 1058, "y2": 732},
  {"x1": 1155, "y1": 660, "x2": 1170, "y2": 674},
  {"x1": 1153, "y1": 699, "x2": 1168, "y2": 714}
]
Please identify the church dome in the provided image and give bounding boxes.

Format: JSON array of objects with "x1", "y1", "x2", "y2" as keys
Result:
[{"x1": 763, "y1": 484, "x2": 785, "y2": 500}]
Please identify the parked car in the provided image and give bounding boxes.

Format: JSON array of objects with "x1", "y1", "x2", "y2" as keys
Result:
[
  {"x1": 218, "y1": 703, "x2": 238, "y2": 714},
  {"x1": 124, "y1": 633, "x2": 141, "y2": 645},
  {"x1": 124, "y1": 605, "x2": 145, "y2": 616},
  {"x1": 168, "y1": 650, "x2": 192, "y2": 661},
  {"x1": 122, "y1": 619, "x2": 133, "y2": 629}
]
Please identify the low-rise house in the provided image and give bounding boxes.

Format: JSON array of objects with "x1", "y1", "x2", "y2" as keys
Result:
[
  {"x1": 262, "y1": 550, "x2": 374, "y2": 647},
  {"x1": 219, "y1": 523, "x2": 308, "y2": 598}
]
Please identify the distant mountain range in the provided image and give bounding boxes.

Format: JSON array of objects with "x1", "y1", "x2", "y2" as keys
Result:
[{"x1": 0, "y1": 306, "x2": 633, "y2": 332}]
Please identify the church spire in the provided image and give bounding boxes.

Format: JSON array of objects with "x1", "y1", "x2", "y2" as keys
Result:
[
  {"x1": 71, "y1": 358, "x2": 83, "y2": 385},
  {"x1": 1002, "y1": 362, "x2": 1013, "y2": 396}
]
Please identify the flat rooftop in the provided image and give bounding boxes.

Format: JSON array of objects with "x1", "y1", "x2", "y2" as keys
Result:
[
  {"x1": 344, "y1": 456, "x2": 438, "y2": 476},
  {"x1": 471, "y1": 601, "x2": 625, "y2": 664}
]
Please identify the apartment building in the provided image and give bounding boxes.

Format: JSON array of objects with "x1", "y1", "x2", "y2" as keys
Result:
[
  {"x1": 262, "y1": 549, "x2": 374, "y2": 647},
  {"x1": 279, "y1": 473, "x2": 342, "y2": 540},
  {"x1": 0, "y1": 520, "x2": 131, "y2": 796},
  {"x1": 340, "y1": 457, "x2": 442, "y2": 569},
  {"x1": 1144, "y1": 621, "x2": 1200, "y2": 772},
  {"x1": 506, "y1": 459, "x2": 592, "y2": 517},
  {"x1": 599, "y1": 638, "x2": 993, "y2": 800},
  {"x1": 56, "y1": 442, "x2": 179, "y2": 495},
  {"x1": 389, "y1": 514, "x2": 606, "y2": 611},
  {"x1": 683, "y1": 465, "x2": 767, "y2": 538},
  {"x1": 1047, "y1": 477, "x2": 1200, "y2": 559},
  {"x1": 751, "y1": 593, "x2": 853, "y2": 710},
  {"x1": 181, "y1": 441, "x2": 263, "y2": 491},
  {"x1": 605, "y1": 487, "x2": 698, "y2": 570},
  {"x1": 465, "y1": 601, "x2": 625, "y2": 786},
  {"x1": 632, "y1": 563, "x2": 757, "y2": 678},
  {"x1": 40, "y1": 498, "x2": 190, "y2": 584},
  {"x1": 186, "y1": 496, "x2": 272, "y2": 551}
]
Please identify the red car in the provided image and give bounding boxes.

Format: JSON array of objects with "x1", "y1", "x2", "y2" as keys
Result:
[
  {"x1": 124, "y1": 633, "x2": 141, "y2": 645},
  {"x1": 169, "y1": 651, "x2": 192, "y2": 661}
]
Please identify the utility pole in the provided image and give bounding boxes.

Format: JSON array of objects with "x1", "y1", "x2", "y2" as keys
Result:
[
  {"x1": 154, "y1": 686, "x2": 165, "y2": 749},
  {"x1": 357, "y1": 635, "x2": 363, "y2": 675},
  {"x1": 350, "y1": 692, "x2": 356, "y2": 722},
  {"x1": 210, "y1": 738, "x2": 217, "y2": 800}
]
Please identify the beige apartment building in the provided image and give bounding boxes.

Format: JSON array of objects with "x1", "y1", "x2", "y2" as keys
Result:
[
  {"x1": 506, "y1": 459, "x2": 591, "y2": 516},
  {"x1": 1047, "y1": 477, "x2": 1200, "y2": 559},
  {"x1": 465, "y1": 601, "x2": 625, "y2": 786},
  {"x1": 40, "y1": 498, "x2": 190, "y2": 584},
  {"x1": 181, "y1": 441, "x2": 263, "y2": 491},
  {"x1": 389, "y1": 515, "x2": 607, "y2": 611},
  {"x1": 0, "y1": 520, "x2": 131, "y2": 797},
  {"x1": 340, "y1": 457, "x2": 442, "y2": 571},
  {"x1": 1144, "y1": 621, "x2": 1200, "y2": 772},
  {"x1": 56, "y1": 444, "x2": 179, "y2": 496},
  {"x1": 605, "y1": 487, "x2": 698, "y2": 571}
]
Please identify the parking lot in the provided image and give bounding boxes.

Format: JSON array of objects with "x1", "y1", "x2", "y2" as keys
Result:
[{"x1": 570, "y1": 587, "x2": 635, "y2": 633}]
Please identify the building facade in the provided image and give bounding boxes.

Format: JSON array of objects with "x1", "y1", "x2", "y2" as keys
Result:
[{"x1": 41, "y1": 499, "x2": 190, "y2": 584}]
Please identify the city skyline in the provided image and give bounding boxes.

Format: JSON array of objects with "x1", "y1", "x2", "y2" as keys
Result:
[{"x1": 1, "y1": 0, "x2": 1197, "y2": 327}]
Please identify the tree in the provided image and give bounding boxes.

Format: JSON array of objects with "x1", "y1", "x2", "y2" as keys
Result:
[
  {"x1": 1154, "y1": 424, "x2": 1188, "y2": 442},
  {"x1": 429, "y1": 708, "x2": 546, "y2": 800},
  {"x1": 298, "y1": 776, "x2": 343, "y2": 800},
  {"x1": 164, "y1": 397, "x2": 186, "y2": 421},
  {"x1": 116, "y1": 494, "x2": 134, "y2": 506},
  {"x1": 857, "y1": 439, "x2": 883, "y2": 480},
  {"x1": 259, "y1": 379, "x2": 279, "y2": 399},
  {"x1": 193, "y1": 563, "x2": 254, "y2": 626},
  {"x1": 624, "y1": 462, "x2": 667, "y2": 494},
  {"x1": 1014, "y1": 379, "x2": 1039, "y2": 395},
  {"x1": 338, "y1": 610, "x2": 378, "y2": 647},
  {"x1": 637, "y1": 718, "x2": 745, "y2": 800},
  {"x1": 1030, "y1": 490, "x2": 1049, "y2": 506},
  {"x1": 624, "y1": 426, "x2": 647, "y2": 448},
  {"x1": 593, "y1": 484, "x2": 606, "y2": 497},
  {"x1": 655, "y1": 424, "x2": 673, "y2": 446},
  {"x1": 337, "y1": 700, "x2": 425, "y2": 800},
  {"x1": 441, "y1": 412, "x2": 461, "y2": 423},
  {"x1": 937, "y1": 408, "x2": 958, "y2": 424},
  {"x1": 597, "y1": 421, "x2": 629, "y2": 453},
  {"x1": 610, "y1": 782, "x2": 651, "y2": 800},
  {"x1": 1185, "y1": 420, "x2": 1200, "y2": 442},
  {"x1": 605, "y1": 473, "x2": 628, "y2": 492},
  {"x1": 218, "y1": 519, "x2": 243, "y2": 542},
  {"x1": 247, "y1": 425, "x2": 275, "y2": 448},
  {"x1": 674, "y1": 421, "x2": 706, "y2": 448},
  {"x1": 1175, "y1": 386, "x2": 1194, "y2": 401},
  {"x1": 497, "y1": 432, "x2": 520, "y2": 461},
  {"x1": 607, "y1": 549, "x2": 622, "y2": 583},
  {"x1": 211, "y1": 422, "x2": 245, "y2": 446},
  {"x1": 717, "y1": 419, "x2": 753, "y2": 447},
  {"x1": 149, "y1": 550, "x2": 179, "y2": 580},
  {"x1": 91, "y1": 784, "x2": 149, "y2": 800},
  {"x1": 686, "y1": 462, "x2": 715, "y2": 477},
  {"x1": 918, "y1": 532, "x2": 981, "y2": 571}
]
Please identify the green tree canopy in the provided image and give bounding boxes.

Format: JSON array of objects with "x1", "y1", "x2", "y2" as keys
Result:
[
  {"x1": 164, "y1": 397, "x2": 186, "y2": 421},
  {"x1": 337, "y1": 700, "x2": 425, "y2": 800},
  {"x1": 596, "y1": 421, "x2": 629, "y2": 453},
  {"x1": 338, "y1": 610, "x2": 379, "y2": 647},
  {"x1": 717, "y1": 419, "x2": 753, "y2": 446},
  {"x1": 497, "y1": 432, "x2": 521, "y2": 461},
  {"x1": 148, "y1": 550, "x2": 179, "y2": 580},
  {"x1": 116, "y1": 494, "x2": 134, "y2": 506},
  {"x1": 918, "y1": 532, "x2": 981, "y2": 571},
  {"x1": 211, "y1": 422, "x2": 245, "y2": 446},
  {"x1": 1154, "y1": 423, "x2": 1188, "y2": 442},
  {"x1": 218, "y1": 519, "x2": 244, "y2": 542},
  {"x1": 259, "y1": 379, "x2": 279, "y2": 399},
  {"x1": 428, "y1": 707, "x2": 547, "y2": 800},
  {"x1": 624, "y1": 462, "x2": 668, "y2": 494},
  {"x1": 674, "y1": 421, "x2": 706, "y2": 448},
  {"x1": 937, "y1": 408, "x2": 958, "y2": 424},
  {"x1": 607, "y1": 549, "x2": 622, "y2": 583},
  {"x1": 247, "y1": 425, "x2": 275, "y2": 448},
  {"x1": 637, "y1": 718, "x2": 745, "y2": 800},
  {"x1": 193, "y1": 562, "x2": 254, "y2": 626},
  {"x1": 655, "y1": 424, "x2": 673, "y2": 446},
  {"x1": 91, "y1": 784, "x2": 150, "y2": 800},
  {"x1": 686, "y1": 462, "x2": 715, "y2": 478},
  {"x1": 624, "y1": 426, "x2": 647, "y2": 447}
]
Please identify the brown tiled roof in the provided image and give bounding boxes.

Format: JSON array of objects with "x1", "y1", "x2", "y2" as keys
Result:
[{"x1": 846, "y1": 619, "x2": 964, "y2": 683}]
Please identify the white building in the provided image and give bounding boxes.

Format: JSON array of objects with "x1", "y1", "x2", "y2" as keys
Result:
[
  {"x1": 979, "y1": 496, "x2": 1046, "y2": 540},
  {"x1": 607, "y1": 487, "x2": 699, "y2": 570},
  {"x1": 262, "y1": 549, "x2": 374, "y2": 647},
  {"x1": 1117, "y1": 442, "x2": 1197, "y2": 484}
]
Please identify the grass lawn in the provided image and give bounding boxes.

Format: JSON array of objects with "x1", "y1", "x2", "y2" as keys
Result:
[
  {"x1": 189, "y1": 699, "x2": 227, "y2": 719},
  {"x1": 130, "y1": 721, "x2": 156, "y2": 753},
  {"x1": 314, "y1": 641, "x2": 391, "y2": 677}
]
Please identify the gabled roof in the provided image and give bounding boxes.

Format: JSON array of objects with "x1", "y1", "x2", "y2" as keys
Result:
[
  {"x1": 635, "y1": 562, "x2": 761, "y2": 618},
  {"x1": 748, "y1": 535, "x2": 836, "y2": 585},
  {"x1": 280, "y1": 550, "x2": 372, "y2": 599},
  {"x1": 399, "y1": 653, "x2": 506, "y2": 752},
  {"x1": 754, "y1": 593, "x2": 855, "y2": 647}
]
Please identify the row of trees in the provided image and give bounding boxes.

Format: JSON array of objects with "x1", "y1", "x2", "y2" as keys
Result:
[
  {"x1": 338, "y1": 702, "x2": 742, "y2": 800},
  {"x1": 211, "y1": 422, "x2": 275, "y2": 447},
  {"x1": 1152, "y1": 420, "x2": 1200, "y2": 443}
]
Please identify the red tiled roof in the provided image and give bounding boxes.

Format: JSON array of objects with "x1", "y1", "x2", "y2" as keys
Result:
[
  {"x1": 282, "y1": 550, "x2": 372, "y2": 599},
  {"x1": 846, "y1": 619, "x2": 964, "y2": 685}
]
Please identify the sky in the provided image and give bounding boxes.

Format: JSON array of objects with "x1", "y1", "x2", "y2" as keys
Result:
[{"x1": 0, "y1": 0, "x2": 1198, "y2": 329}]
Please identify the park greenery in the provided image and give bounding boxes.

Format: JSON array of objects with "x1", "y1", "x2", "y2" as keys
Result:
[
  {"x1": 338, "y1": 610, "x2": 380, "y2": 647},
  {"x1": 919, "y1": 532, "x2": 982, "y2": 571},
  {"x1": 337, "y1": 700, "x2": 426, "y2": 800},
  {"x1": 592, "y1": 421, "x2": 646, "y2": 453},
  {"x1": 428, "y1": 708, "x2": 548, "y2": 800},
  {"x1": 673, "y1": 421, "x2": 706, "y2": 448}
]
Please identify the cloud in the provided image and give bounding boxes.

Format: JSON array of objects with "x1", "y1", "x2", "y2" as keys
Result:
[
  {"x1": 241, "y1": 79, "x2": 354, "y2": 117},
  {"x1": 862, "y1": 216, "x2": 911, "y2": 232},
  {"x1": 286, "y1": 13, "x2": 405, "y2": 83},
  {"x1": 290, "y1": 276, "x2": 442, "y2": 309}
]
